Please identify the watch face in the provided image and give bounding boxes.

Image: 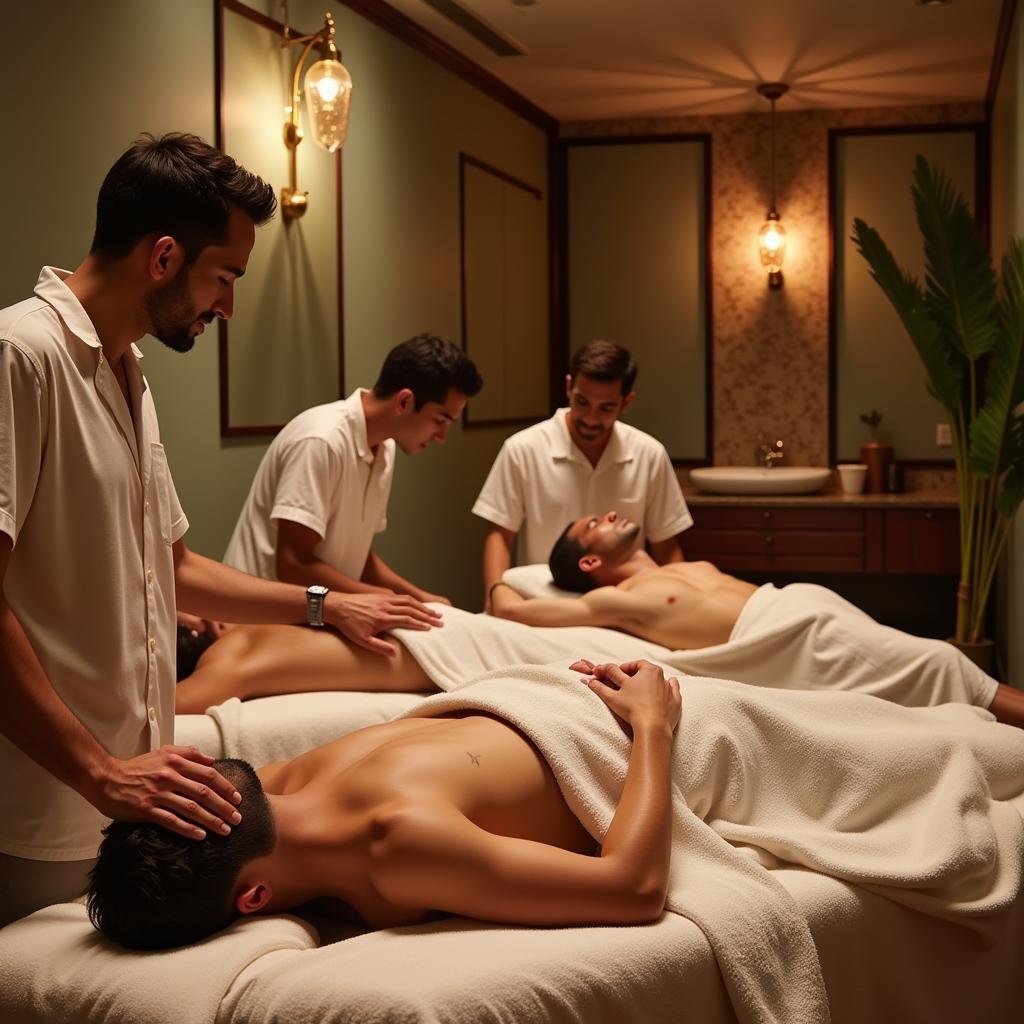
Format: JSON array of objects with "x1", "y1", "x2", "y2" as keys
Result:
[{"x1": 308, "y1": 585, "x2": 329, "y2": 598}]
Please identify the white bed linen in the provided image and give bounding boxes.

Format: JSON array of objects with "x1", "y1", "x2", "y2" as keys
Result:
[
  {"x1": 2, "y1": 864, "x2": 1020, "y2": 1024},
  {"x1": 174, "y1": 690, "x2": 425, "y2": 763}
]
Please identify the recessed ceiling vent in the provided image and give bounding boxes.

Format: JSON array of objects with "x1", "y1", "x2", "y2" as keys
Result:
[{"x1": 420, "y1": 0, "x2": 527, "y2": 57}]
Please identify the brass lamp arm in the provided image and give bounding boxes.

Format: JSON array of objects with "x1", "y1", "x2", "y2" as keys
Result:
[{"x1": 284, "y1": 35, "x2": 327, "y2": 133}]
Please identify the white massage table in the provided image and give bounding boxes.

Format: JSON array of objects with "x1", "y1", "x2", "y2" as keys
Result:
[
  {"x1": 1, "y1": 689, "x2": 1021, "y2": 1024},
  {"x1": 1, "y1": 858, "x2": 1019, "y2": 1023}
]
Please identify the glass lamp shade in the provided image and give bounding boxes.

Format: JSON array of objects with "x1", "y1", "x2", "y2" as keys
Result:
[
  {"x1": 304, "y1": 58, "x2": 352, "y2": 152},
  {"x1": 758, "y1": 216, "x2": 787, "y2": 273}
]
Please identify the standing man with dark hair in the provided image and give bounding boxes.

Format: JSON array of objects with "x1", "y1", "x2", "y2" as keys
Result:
[
  {"x1": 224, "y1": 334, "x2": 483, "y2": 605},
  {"x1": 473, "y1": 339, "x2": 692, "y2": 608},
  {"x1": 0, "y1": 133, "x2": 438, "y2": 926}
]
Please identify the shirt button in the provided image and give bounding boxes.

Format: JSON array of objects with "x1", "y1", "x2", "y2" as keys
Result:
[
  {"x1": 149, "y1": 638, "x2": 156, "y2": 652},
  {"x1": 148, "y1": 707, "x2": 157, "y2": 722},
  {"x1": 146, "y1": 567, "x2": 153, "y2": 584},
  {"x1": 144, "y1": 501, "x2": 150, "y2": 512}
]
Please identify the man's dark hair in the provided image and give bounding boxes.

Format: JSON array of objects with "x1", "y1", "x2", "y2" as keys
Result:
[
  {"x1": 87, "y1": 759, "x2": 275, "y2": 950},
  {"x1": 372, "y1": 334, "x2": 483, "y2": 410},
  {"x1": 549, "y1": 521, "x2": 598, "y2": 593},
  {"x1": 569, "y1": 340, "x2": 638, "y2": 397},
  {"x1": 90, "y1": 132, "x2": 277, "y2": 263}
]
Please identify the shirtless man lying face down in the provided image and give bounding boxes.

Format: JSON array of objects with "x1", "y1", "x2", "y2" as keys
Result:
[
  {"x1": 489, "y1": 510, "x2": 1024, "y2": 729},
  {"x1": 91, "y1": 661, "x2": 680, "y2": 949},
  {"x1": 175, "y1": 509, "x2": 1024, "y2": 728}
]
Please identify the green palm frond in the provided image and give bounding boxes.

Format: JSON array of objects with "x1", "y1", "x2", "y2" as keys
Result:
[
  {"x1": 912, "y1": 157, "x2": 999, "y2": 363},
  {"x1": 854, "y1": 156, "x2": 1024, "y2": 643},
  {"x1": 970, "y1": 240, "x2": 1024, "y2": 480},
  {"x1": 999, "y1": 414, "x2": 1024, "y2": 518},
  {"x1": 851, "y1": 216, "x2": 963, "y2": 413}
]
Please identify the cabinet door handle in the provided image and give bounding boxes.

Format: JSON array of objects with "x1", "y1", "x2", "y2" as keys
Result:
[
  {"x1": 764, "y1": 535, "x2": 774, "y2": 545},
  {"x1": 924, "y1": 511, "x2": 934, "y2": 520},
  {"x1": 762, "y1": 511, "x2": 772, "y2": 521}
]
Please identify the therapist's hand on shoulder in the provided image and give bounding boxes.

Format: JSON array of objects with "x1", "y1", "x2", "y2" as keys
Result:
[
  {"x1": 325, "y1": 591, "x2": 444, "y2": 656},
  {"x1": 90, "y1": 746, "x2": 243, "y2": 841}
]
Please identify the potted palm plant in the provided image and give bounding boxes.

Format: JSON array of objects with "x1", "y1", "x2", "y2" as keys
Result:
[{"x1": 851, "y1": 156, "x2": 1024, "y2": 670}]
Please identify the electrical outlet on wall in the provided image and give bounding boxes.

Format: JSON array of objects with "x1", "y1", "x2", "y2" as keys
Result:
[{"x1": 935, "y1": 422, "x2": 952, "y2": 447}]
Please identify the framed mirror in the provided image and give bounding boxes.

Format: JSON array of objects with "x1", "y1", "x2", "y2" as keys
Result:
[
  {"x1": 214, "y1": 0, "x2": 344, "y2": 437},
  {"x1": 829, "y1": 124, "x2": 986, "y2": 464},
  {"x1": 459, "y1": 153, "x2": 549, "y2": 428},
  {"x1": 562, "y1": 134, "x2": 711, "y2": 464}
]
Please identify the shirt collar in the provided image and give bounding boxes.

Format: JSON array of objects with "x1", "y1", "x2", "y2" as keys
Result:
[
  {"x1": 34, "y1": 266, "x2": 145, "y2": 363},
  {"x1": 550, "y1": 407, "x2": 633, "y2": 465},
  {"x1": 346, "y1": 388, "x2": 376, "y2": 465}
]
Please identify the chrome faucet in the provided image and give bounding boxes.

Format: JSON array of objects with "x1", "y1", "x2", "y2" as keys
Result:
[{"x1": 755, "y1": 437, "x2": 785, "y2": 468}]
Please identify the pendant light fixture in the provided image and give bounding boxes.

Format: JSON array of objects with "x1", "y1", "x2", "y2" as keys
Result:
[{"x1": 756, "y1": 82, "x2": 789, "y2": 289}]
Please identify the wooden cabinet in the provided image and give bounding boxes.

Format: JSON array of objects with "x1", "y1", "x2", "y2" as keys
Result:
[{"x1": 686, "y1": 504, "x2": 958, "y2": 576}]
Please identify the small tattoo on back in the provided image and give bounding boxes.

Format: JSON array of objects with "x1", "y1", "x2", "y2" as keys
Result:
[{"x1": 467, "y1": 752, "x2": 481, "y2": 767}]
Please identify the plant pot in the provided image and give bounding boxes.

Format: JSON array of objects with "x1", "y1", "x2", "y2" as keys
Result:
[
  {"x1": 947, "y1": 637, "x2": 995, "y2": 675},
  {"x1": 859, "y1": 441, "x2": 893, "y2": 494}
]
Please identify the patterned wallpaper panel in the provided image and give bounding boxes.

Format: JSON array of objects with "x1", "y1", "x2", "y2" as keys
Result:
[{"x1": 563, "y1": 103, "x2": 984, "y2": 479}]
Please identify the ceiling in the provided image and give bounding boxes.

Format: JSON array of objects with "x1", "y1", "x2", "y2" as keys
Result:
[{"x1": 382, "y1": 0, "x2": 1005, "y2": 121}]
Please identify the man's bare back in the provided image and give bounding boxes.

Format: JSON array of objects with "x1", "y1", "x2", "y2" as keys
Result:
[{"x1": 258, "y1": 713, "x2": 595, "y2": 929}]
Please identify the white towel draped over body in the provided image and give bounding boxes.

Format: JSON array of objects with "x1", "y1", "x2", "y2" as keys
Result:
[
  {"x1": 394, "y1": 583, "x2": 998, "y2": 708},
  {"x1": 399, "y1": 664, "x2": 1024, "y2": 1024}
]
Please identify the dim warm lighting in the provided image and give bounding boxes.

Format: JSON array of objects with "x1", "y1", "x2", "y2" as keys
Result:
[
  {"x1": 280, "y1": 5, "x2": 353, "y2": 220},
  {"x1": 758, "y1": 212, "x2": 786, "y2": 287},
  {"x1": 756, "y1": 82, "x2": 789, "y2": 289}
]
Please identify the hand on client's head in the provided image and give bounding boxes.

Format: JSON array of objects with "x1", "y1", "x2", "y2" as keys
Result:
[
  {"x1": 89, "y1": 746, "x2": 243, "y2": 842},
  {"x1": 88, "y1": 759, "x2": 273, "y2": 951}
]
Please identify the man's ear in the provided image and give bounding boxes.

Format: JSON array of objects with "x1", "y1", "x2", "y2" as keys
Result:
[
  {"x1": 564, "y1": 374, "x2": 573, "y2": 400},
  {"x1": 235, "y1": 881, "x2": 273, "y2": 916},
  {"x1": 619, "y1": 391, "x2": 636, "y2": 415},
  {"x1": 147, "y1": 235, "x2": 185, "y2": 283},
  {"x1": 394, "y1": 388, "x2": 415, "y2": 415},
  {"x1": 579, "y1": 554, "x2": 602, "y2": 574}
]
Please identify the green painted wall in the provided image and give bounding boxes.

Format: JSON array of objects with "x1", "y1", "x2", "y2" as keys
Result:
[
  {"x1": 1, "y1": 0, "x2": 549, "y2": 610},
  {"x1": 990, "y1": 5, "x2": 1024, "y2": 685}
]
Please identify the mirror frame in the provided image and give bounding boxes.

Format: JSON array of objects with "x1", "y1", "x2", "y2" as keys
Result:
[
  {"x1": 213, "y1": 0, "x2": 345, "y2": 438},
  {"x1": 459, "y1": 152, "x2": 549, "y2": 430},
  {"x1": 827, "y1": 122, "x2": 989, "y2": 467},
  {"x1": 557, "y1": 133, "x2": 713, "y2": 466}
]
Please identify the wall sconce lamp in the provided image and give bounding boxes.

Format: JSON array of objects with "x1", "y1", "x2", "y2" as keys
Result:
[
  {"x1": 756, "y1": 82, "x2": 788, "y2": 289},
  {"x1": 280, "y1": 4, "x2": 353, "y2": 221}
]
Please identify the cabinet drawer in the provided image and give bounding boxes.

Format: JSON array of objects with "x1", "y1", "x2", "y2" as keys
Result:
[
  {"x1": 685, "y1": 526, "x2": 865, "y2": 573},
  {"x1": 690, "y1": 506, "x2": 864, "y2": 532},
  {"x1": 870, "y1": 508, "x2": 959, "y2": 575}
]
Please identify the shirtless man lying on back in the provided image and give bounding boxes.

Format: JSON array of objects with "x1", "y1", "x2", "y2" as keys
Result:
[
  {"x1": 489, "y1": 510, "x2": 1024, "y2": 728},
  {"x1": 93, "y1": 660, "x2": 680, "y2": 948}
]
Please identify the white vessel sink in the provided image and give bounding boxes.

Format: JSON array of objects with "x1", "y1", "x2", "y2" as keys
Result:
[{"x1": 690, "y1": 466, "x2": 832, "y2": 496}]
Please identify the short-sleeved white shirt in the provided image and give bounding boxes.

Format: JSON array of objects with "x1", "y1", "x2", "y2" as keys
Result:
[
  {"x1": 0, "y1": 268, "x2": 188, "y2": 860},
  {"x1": 224, "y1": 390, "x2": 395, "y2": 581},
  {"x1": 472, "y1": 408, "x2": 692, "y2": 565}
]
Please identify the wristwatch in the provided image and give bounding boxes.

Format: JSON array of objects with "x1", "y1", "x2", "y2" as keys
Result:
[{"x1": 306, "y1": 585, "x2": 329, "y2": 627}]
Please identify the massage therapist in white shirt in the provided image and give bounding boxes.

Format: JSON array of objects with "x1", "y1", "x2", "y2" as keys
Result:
[
  {"x1": 472, "y1": 340, "x2": 692, "y2": 609},
  {"x1": 0, "y1": 134, "x2": 439, "y2": 926},
  {"x1": 223, "y1": 335, "x2": 483, "y2": 605}
]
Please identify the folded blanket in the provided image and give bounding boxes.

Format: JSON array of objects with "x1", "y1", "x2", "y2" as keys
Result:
[
  {"x1": 206, "y1": 691, "x2": 423, "y2": 766},
  {"x1": 394, "y1": 606, "x2": 674, "y2": 690},
  {"x1": 395, "y1": 587, "x2": 997, "y2": 709},
  {"x1": 400, "y1": 663, "x2": 1024, "y2": 1024},
  {"x1": 666, "y1": 583, "x2": 999, "y2": 708}
]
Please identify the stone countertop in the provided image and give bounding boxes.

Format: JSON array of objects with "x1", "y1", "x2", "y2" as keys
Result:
[{"x1": 682, "y1": 487, "x2": 959, "y2": 509}]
